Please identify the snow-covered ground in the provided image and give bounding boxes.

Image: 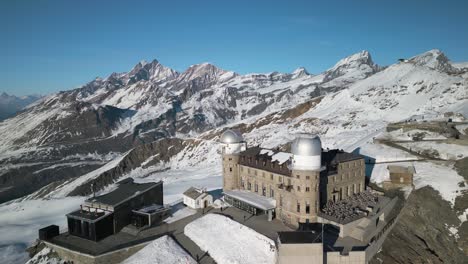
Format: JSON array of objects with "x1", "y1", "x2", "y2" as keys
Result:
[
  {"x1": 398, "y1": 141, "x2": 468, "y2": 160},
  {"x1": 185, "y1": 214, "x2": 277, "y2": 264},
  {"x1": 412, "y1": 162, "x2": 467, "y2": 206},
  {"x1": 121, "y1": 235, "x2": 196, "y2": 264},
  {"x1": 164, "y1": 207, "x2": 197, "y2": 224},
  {"x1": 0, "y1": 197, "x2": 84, "y2": 264},
  {"x1": 358, "y1": 141, "x2": 419, "y2": 163}
]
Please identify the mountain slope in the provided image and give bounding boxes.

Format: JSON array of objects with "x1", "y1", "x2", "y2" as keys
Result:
[
  {"x1": 0, "y1": 93, "x2": 42, "y2": 121},
  {"x1": 1, "y1": 49, "x2": 467, "y2": 264}
]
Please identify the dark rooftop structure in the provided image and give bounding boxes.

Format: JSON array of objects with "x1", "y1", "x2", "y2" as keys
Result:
[
  {"x1": 66, "y1": 179, "x2": 164, "y2": 241},
  {"x1": 278, "y1": 230, "x2": 323, "y2": 244},
  {"x1": 321, "y1": 149, "x2": 364, "y2": 165},
  {"x1": 86, "y1": 178, "x2": 161, "y2": 207}
]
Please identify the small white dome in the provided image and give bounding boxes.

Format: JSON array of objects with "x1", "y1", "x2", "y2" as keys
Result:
[
  {"x1": 220, "y1": 129, "x2": 243, "y2": 144},
  {"x1": 291, "y1": 135, "x2": 322, "y2": 156}
]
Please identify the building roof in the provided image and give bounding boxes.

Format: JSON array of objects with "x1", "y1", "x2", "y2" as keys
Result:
[
  {"x1": 224, "y1": 190, "x2": 276, "y2": 210},
  {"x1": 278, "y1": 231, "x2": 322, "y2": 244},
  {"x1": 238, "y1": 147, "x2": 363, "y2": 176},
  {"x1": 387, "y1": 165, "x2": 415, "y2": 174},
  {"x1": 67, "y1": 209, "x2": 112, "y2": 222},
  {"x1": 321, "y1": 149, "x2": 364, "y2": 165},
  {"x1": 86, "y1": 179, "x2": 162, "y2": 207},
  {"x1": 183, "y1": 187, "x2": 208, "y2": 200},
  {"x1": 239, "y1": 147, "x2": 292, "y2": 176}
]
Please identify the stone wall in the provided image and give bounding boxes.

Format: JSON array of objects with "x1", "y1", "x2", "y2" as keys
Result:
[
  {"x1": 44, "y1": 240, "x2": 148, "y2": 264},
  {"x1": 278, "y1": 243, "x2": 323, "y2": 264}
]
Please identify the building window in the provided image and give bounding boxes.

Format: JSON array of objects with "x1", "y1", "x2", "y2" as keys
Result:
[
  {"x1": 229, "y1": 167, "x2": 233, "y2": 172},
  {"x1": 247, "y1": 182, "x2": 251, "y2": 190},
  {"x1": 297, "y1": 202, "x2": 301, "y2": 213},
  {"x1": 279, "y1": 195, "x2": 283, "y2": 207},
  {"x1": 279, "y1": 176, "x2": 283, "y2": 183},
  {"x1": 247, "y1": 168, "x2": 250, "y2": 174},
  {"x1": 297, "y1": 186, "x2": 301, "y2": 192},
  {"x1": 306, "y1": 202, "x2": 310, "y2": 214},
  {"x1": 254, "y1": 170, "x2": 257, "y2": 176},
  {"x1": 262, "y1": 187, "x2": 266, "y2": 196},
  {"x1": 306, "y1": 176, "x2": 310, "y2": 180},
  {"x1": 296, "y1": 175, "x2": 300, "y2": 179},
  {"x1": 262, "y1": 172, "x2": 265, "y2": 178},
  {"x1": 270, "y1": 174, "x2": 273, "y2": 180},
  {"x1": 255, "y1": 183, "x2": 258, "y2": 192},
  {"x1": 306, "y1": 187, "x2": 310, "y2": 192},
  {"x1": 241, "y1": 167, "x2": 243, "y2": 172},
  {"x1": 270, "y1": 187, "x2": 274, "y2": 198},
  {"x1": 229, "y1": 158, "x2": 232, "y2": 161}
]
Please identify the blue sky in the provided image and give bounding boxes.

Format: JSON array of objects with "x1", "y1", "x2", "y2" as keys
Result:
[{"x1": 2, "y1": 0, "x2": 468, "y2": 96}]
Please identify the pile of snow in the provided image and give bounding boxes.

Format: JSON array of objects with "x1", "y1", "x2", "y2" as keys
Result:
[
  {"x1": 184, "y1": 214, "x2": 276, "y2": 264},
  {"x1": 212, "y1": 198, "x2": 230, "y2": 209},
  {"x1": 259, "y1": 149, "x2": 292, "y2": 164},
  {"x1": 122, "y1": 235, "x2": 196, "y2": 264}
]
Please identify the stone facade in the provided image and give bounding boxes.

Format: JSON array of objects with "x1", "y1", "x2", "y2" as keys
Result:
[
  {"x1": 222, "y1": 153, "x2": 240, "y2": 191},
  {"x1": 324, "y1": 159, "x2": 366, "y2": 203},
  {"x1": 222, "y1": 144, "x2": 366, "y2": 228}
]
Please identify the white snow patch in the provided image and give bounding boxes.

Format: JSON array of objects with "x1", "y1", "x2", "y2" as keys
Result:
[
  {"x1": 185, "y1": 214, "x2": 276, "y2": 264},
  {"x1": 121, "y1": 235, "x2": 196, "y2": 264},
  {"x1": 164, "y1": 207, "x2": 197, "y2": 224},
  {"x1": 412, "y1": 162, "x2": 467, "y2": 206}
]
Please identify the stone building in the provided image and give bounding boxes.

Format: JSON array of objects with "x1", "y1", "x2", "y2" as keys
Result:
[
  {"x1": 382, "y1": 165, "x2": 415, "y2": 189},
  {"x1": 220, "y1": 130, "x2": 366, "y2": 227}
]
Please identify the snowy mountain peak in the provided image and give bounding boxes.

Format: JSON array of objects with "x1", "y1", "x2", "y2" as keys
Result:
[
  {"x1": 291, "y1": 67, "x2": 310, "y2": 78},
  {"x1": 323, "y1": 50, "x2": 379, "y2": 82},
  {"x1": 179, "y1": 63, "x2": 235, "y2": 82},
  {"x1": 409, "y1": 49, "x2": 457, "y2": 73},
  {"x1": 331, "y1": 50, "x2": 374, "y2": 70},
  {"x1": 127, "y1": 59, "x2": 178, "y2": 83}
]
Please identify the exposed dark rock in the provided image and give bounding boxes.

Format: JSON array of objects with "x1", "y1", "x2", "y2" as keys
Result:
[
  {"x1": 371, "y1": 186, "x2": 468, "y2": 264},
  {"x1": 68, "y1": 138, "x2": 189, "y2": 196}
]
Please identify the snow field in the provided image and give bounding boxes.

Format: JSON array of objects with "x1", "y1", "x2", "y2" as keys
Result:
[
  {"x1": 184, "y1": 214, "x2": 277, "y2": 264},
  {"x1": 121, "y1": 235, "x2": 196, "y2": 264}
]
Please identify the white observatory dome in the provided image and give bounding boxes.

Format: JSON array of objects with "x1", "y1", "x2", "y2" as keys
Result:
[
  {"x1": 220, "y1": 129, "x2": 246, "y2": 154},
  {"x1": 291, "y1": 134, "x2": 322, "y2": 171},
  {"x1": 291, "y1": 135, "x2": 322, "y2": 156},
  {"x1": 220, "y1": 129, "x2": 244, "y2": 144}
]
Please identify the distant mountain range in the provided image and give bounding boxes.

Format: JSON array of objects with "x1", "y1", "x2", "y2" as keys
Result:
[
  {"x1": 0, "y1": 49, "x2": 467, "y2": 203},
  {"x1": 0, "y1": 92, "x2": 42, "y2": 121},
  {"x1": 1, "y1": 49, "x2": 468, "y2": 264}
]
